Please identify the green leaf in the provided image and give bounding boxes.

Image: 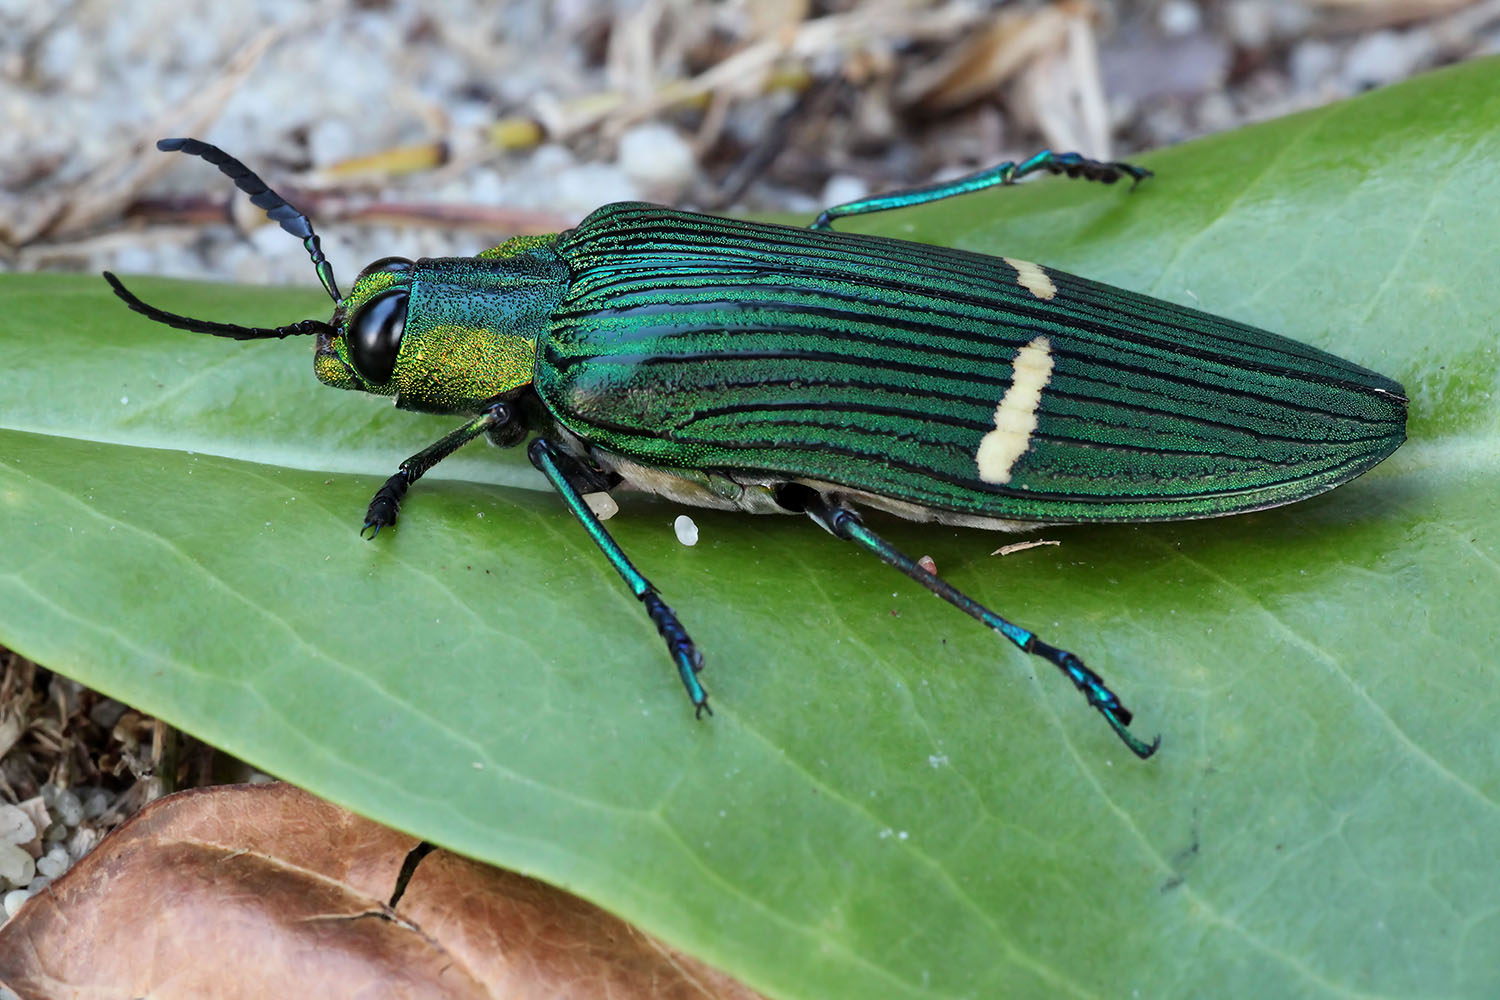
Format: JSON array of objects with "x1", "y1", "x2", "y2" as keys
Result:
[{"x1": 4, "y1": 58, "x2": 1499, "y2": 998}]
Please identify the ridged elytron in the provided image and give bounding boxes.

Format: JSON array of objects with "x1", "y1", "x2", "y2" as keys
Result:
[{"x1": 106, "y1": 137, "x2": 1407, "y2": 759}]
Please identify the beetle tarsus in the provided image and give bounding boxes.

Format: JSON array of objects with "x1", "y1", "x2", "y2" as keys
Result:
[
  {"x1": 361, "y1": 473, "x2": 409, "y2": 538},
  {"x1": 642, "y1": 590, "x2": 711, "y2": 713},
  {"x1": 1047, "y1": 152, "x2": 1153, "y2": 189},
  {"x1": 1030, "y1": 639, "x2": 1159, "y2": 759}
]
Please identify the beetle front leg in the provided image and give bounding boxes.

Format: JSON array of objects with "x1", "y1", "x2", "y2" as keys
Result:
[
  {"x1": 794, "y1": 490, "x2": 1158, "y2": 760},
  {"x1": 362, "y1": 398, "x2": 514, "y2": 538},
  {"x1": 528, "y1": 438, "x2": 710, "y2": 717}
]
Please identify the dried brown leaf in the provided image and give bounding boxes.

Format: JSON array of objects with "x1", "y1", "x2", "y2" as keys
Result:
[
  {"x1": 13, "y1": 798, "x2": 48, "y2": 858},
  {"x1": 576, "y1": 2, "x2": 984, "y2": 137},
  {"x1": 901, "y1": 3, "x2": 1080, "y2": 111},
  {"x1": 1014, "y1": 10, "x2": 1111, "y2": 158},
  {"x1": 0, "y1": 783, "x2": 760, "y2": 1000},
  {"x1": 742, "y1": 0, "x2": 812, "y2": 40},
  {"x1": 1312, "y1": 0, "x2": 1481, "y2": 30},
  {"x1": 0, "y1": 713, "x2": 22, "y2": 763},
  {"x1": 399, "y1": 852, "x2": 762, "y2": 999}
]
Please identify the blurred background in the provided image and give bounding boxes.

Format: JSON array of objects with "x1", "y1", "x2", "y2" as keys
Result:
[{"x1": 4, "y1": 0, "x2": 1499, "y2": 286}]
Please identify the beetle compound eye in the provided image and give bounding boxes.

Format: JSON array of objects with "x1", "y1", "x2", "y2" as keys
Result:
[
  {"x1": 359, "y1": 256, "x2": 413, "y2": 278},
  {"x1": 347, "y1": 289, "x2": 408, "y2": 384}
]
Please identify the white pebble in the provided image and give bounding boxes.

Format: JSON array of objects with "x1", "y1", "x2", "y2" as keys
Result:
[
  {"x1": 554, "y1": 163, "x2": 640, "y2": 217},
  {"x1": 1225, "y1": 0, "x2": 1272, "y2": 49},
  {"x1": 529, "y1": 143, "x2": 576, "y2": 174},
  {"x1": 307, "y1": 118, "x2": 357, "y2": 168},
  {"x1": 0, "y1": 805, "x2": 34, "y2": 847},
  {"x1": 3, "y1": 888, "x2": 31, "y2": 919},
  {"x1": 1157, "y1": 0, "x2": 1202, "y2": 38},
  {"x1": 1194, "y1": 91, "x2": 1237, "y2": 133},
  {"x1": 36, "y1": 846, "x2": 69, "y2": 880},
  {"x1": 109, "y1": 244, "x2": 157, "y2": 276},
  {"x1": 465, "y1": 166, "x2": 507, "y2": 206},
  {"x1": 250, "y1": 220, "x2": 293, "y2": 259},
  {"x1": 35, "y1": 24, "x2": 81, "y2": 88},
  {"x1": 83, "y1": 788, "x2": 112, "y2": 820},
  {"x1": 0, "y1": 842, "x2": 35, "y2": 888},
  {"x1": 1289, "y1": 40, "x2": 1338, "y2": 91},
  {"x1": 617, "y1": 122, "x2": 697, "y2": 189},
  {"x1": 52, "y1": 790, "x2": 83, "y2": 828},
  {"x1": 1342, "y1": 31, "x2": 1420, "y2": 91},
  {"x1": 820, "y1": 174, "x2": 869, "y2": 212},
  {"x1": 1271, "y1": 1, "x2": 1314, "y2": 36},
  {"x1": 673, "y1": 514, "x2": 699, "y2": 546}
]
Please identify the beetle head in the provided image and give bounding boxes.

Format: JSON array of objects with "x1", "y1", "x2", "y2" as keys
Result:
[{"x1": 314, "y1": 256, "x2": 413, "y2": 391}]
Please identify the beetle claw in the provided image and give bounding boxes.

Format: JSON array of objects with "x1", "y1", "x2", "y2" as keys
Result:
[{"x1": 362, "y1": 482, "x2": 404, "y2": 538}]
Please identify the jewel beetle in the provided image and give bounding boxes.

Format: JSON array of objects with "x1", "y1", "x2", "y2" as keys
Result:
[{"x1": 106, "y1": 137, "x2": 1408, "y2": 759}]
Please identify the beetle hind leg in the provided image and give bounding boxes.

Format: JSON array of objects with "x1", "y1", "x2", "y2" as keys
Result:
[{"x1": 792, "y1": 490, "x2": 1158, "y2": 759}]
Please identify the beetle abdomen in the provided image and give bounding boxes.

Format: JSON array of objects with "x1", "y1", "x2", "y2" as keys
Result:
[{"x1": 537, "y1": 204, "x2": 1405, "y2": 523}]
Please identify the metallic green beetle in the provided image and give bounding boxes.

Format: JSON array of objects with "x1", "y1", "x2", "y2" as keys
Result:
[{"x1": 106, "y1": 138, "x2": 1408, "y2": 759}]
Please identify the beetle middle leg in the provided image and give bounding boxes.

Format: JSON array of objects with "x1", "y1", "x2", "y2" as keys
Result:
[
  {"x1": 809, "y1": 150, "x2": 1152, "y2": 231},
  {"x1": 528, "y1": 438, "x2": 710, "y2": 717},
  {"x1": 783, "y1": 486, "x2": 1158, "y2": 759}
]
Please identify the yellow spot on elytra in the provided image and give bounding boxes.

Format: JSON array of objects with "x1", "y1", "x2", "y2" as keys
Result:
[
  {"x1": 1003, "y1": 257, "x2": 1057, "y2": 300},
  {"x1": 976, "y1": 336, "x2": 1054, "y2": 484}
]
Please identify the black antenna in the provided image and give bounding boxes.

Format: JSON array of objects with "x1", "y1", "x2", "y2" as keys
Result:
[
  {"x1": 103, "y1": 138, "x2": 345, "y2": 341},
  {"x1": 156, "y1": 137, "x2": 342, "y2": 303},
  {"x1": 104, "y1": 272, "x2": 334, "y2": 340}
]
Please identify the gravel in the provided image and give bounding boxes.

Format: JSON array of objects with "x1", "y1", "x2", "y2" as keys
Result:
[{"x1": 3, "y1": 1, "x2": 1497, "y2": 289}]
